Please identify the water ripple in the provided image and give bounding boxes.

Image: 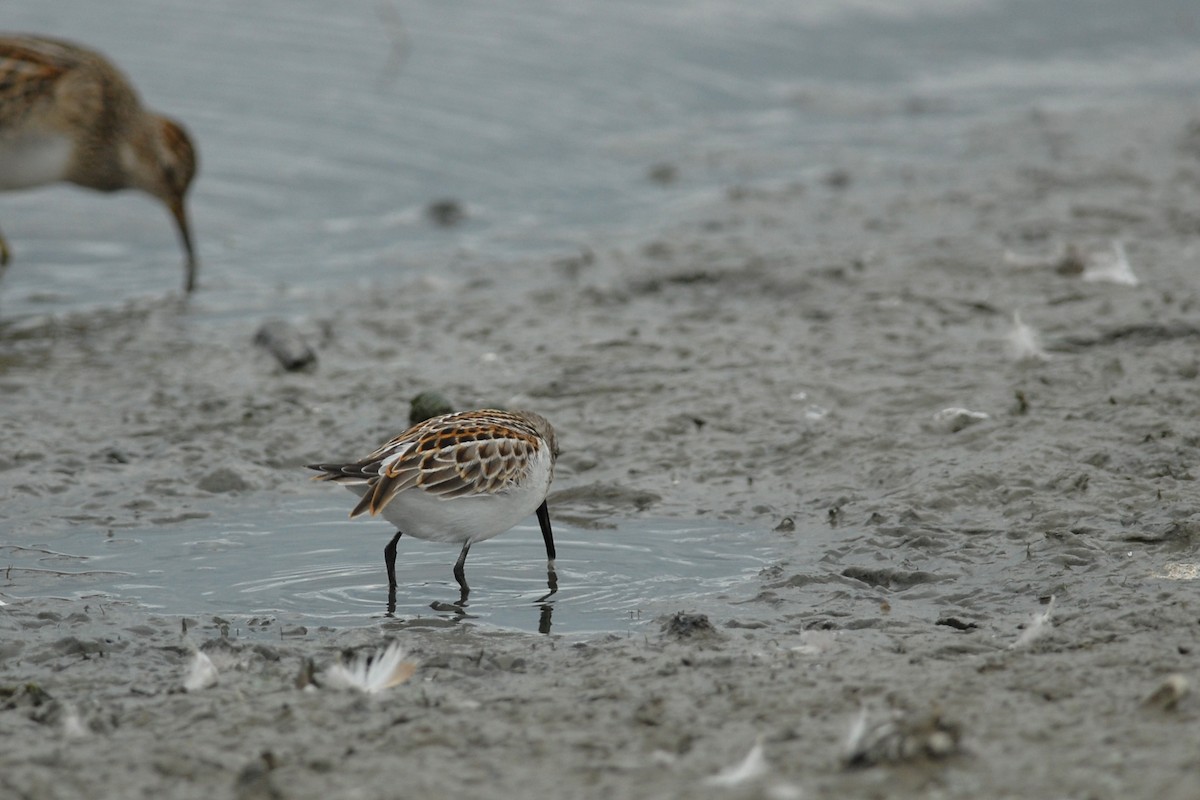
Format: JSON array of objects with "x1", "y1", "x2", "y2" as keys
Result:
[{"x1": 2, "y1": 498, "x2": 778, "y2": 635}]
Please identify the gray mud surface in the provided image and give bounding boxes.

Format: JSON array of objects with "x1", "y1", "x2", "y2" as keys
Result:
[{"x1": 3, "y1": 101, "x2": 1200, "y2": 798}]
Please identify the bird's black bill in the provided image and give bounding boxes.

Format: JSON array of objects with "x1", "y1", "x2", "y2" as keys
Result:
[
  {"x1": 170, "y1": 198, "x2": 197, "y2": 293},
  {"x1": 537, "y1": 500, "x2": 556, "y2": 561},
  {"x1": 536, "y1": 500, "x2": 558, "y2": 600}
]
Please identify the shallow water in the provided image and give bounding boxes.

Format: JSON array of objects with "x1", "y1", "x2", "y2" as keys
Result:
[
  {"x1": 3, "y1": 0, "x2": 1198, "y2": 320},
  {"x1": 0, "y1": 497, "x2": 782, "y2": 636}
]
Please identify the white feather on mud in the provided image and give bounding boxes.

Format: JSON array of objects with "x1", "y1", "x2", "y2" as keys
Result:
[
  {"x1": 1003, "y1": 240, "x2": 1138, "y2": 286},
  {"x1": 1081, "y1": 240, "x2": 1137, "y2": 286},
  {"x1": 182, "y1": 648, "x2": 219, "y2": 692},
  {"x1": 928, "y1": 407, "x2": 990, "y2": 434},
  {"x1": 703, "y1": 737, "x2": 769, "y2": 787},
  {"x1": 60, "y1": 703, "x2": 89, "y2": 739},
  {"x1": 1011, "y1": 596, "x2": 1056, "y2": 649},
  {"x1": 323, "y1": 641, "x2": 417, "y2": 693},
  {"x1": 1007, "y1": 312, "x2": 1050, "y2": 362},
  {"x1": 790, "y1": 629, "x2": 837, "y2": 656}
]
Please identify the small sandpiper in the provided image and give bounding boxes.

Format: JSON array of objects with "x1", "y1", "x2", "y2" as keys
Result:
[
  {"x1": 0, "y1": 34, "x2": 198, "y2": 291},
  {"x1": 308, "y1": 409, "x2": 560, "y2": 609}
]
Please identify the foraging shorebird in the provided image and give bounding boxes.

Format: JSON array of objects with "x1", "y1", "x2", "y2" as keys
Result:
[
  {"x1": 308, "y1": 409, "x2": 560, "y2": 609},
  {"x1": 0, "y1": 34, "x2": 198, "y2": 291}
]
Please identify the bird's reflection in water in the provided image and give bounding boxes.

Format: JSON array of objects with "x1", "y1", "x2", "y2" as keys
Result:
[
  {"x1": 382, "y1": 584, "x2": 556, "y2": 634},
  {"x1": 536, "y1": 602, "x2": 554, "y2": 635}
]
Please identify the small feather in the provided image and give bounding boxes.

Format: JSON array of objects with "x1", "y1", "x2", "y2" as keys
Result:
[
  {"x1": 1007, "y1": 311, "x2": 1050, "y2": 363},
  {"x1": 60, "y1": 703, "x2": 89, "y2": 739},
  {"x1": 843, "y1": 708, "x2": 870, "y2": 759},
  {"x1": 1011, "y1": 596, "x2": 1055, "y2": 649},
  {"x1": 929, "y1": 407, "x2": 989, "y2": 434},
  {"x1": 704, "y1": 737, "x2": 768, "y2": 787},
  {"x1": 1082, "y1": 240, "x2": 1138, "y2": 286},
  {"x1": 323, "y1": 641, "x2": 417, "y2": 694},
  {"x1": 182, "y1": 649, "x2": 219, "y2": 691}
]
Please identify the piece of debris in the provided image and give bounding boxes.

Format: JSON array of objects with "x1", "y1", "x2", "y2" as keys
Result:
[
  {"x1": 935, "y1": 616, "x2": 979, "y2": 631},
  {"x1": 234, "y1": 751, "x2": 284, "y2": 800},
  {"x1": 843, "y1": 708, "x2": 963, "y2": 767},
  {"x1": 1003, "y1": 242, "x2": 1085, "y2": 274},
  {"x1": 198, "y1": 467, "x2": 253, "y2": 494},
  {"x1": 295, "y1": 658, "x2": 317, "y2": 691},
  {"x1": 647, "y1": 163, "x2": 679, "y2": 185},
  {"x1": 427, "y1": 199, "x2": 465, "y2": 227},
  {"x1": 254, "y1": 319, "x2": 317, "y2": 372},
  {"x1": 29, "y1": 699, "x2": 90, "y2": 739},
  {"x1": 660, "y1": 612, "x2": 721, "y2": 641},
  {"x1": 1151, "y1": 563, "x2": 1200, "y2": 581},
  {"x1": 823, "y1": 169, "x2": 851, "y2": 189},
  {"x1": 1003, "y1": 240, "x2": 1138, "y2": 286},
  {"x1": 929, "y1": 407, "x2": 990, "y2": 434},
  {"x1": 375, "y1": 1, "x2": 411, "y2": 85},
  {"x1": 1142, "y1": 674, "x2": 1189, "y2": 712},
  {"x1": 0, "y1": 682, "x2": 51, "y2": 710},
  {"x1": 1012, "y1": 389, "x2": 1030, "y2": 415}
]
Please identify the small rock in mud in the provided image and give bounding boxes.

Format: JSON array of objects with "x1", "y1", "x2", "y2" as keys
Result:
[
  {"x1": 427, "y1": 199, "x2": 465, "y2": 227},
  {"x1": 660, "y1": 612, "x2": 720, "y2": 641},
  {"x1": 198, "y1": 467, "x2": 253, "y2": 494},
  {"x1": 409, "y1": 391, "x2": 454, "y2": 425},
  {"x1": 936, "y1": 616, "x2": 979, "y2": 631},
  {"x1": 823, "y1": 168, "x2": 851, "y2": 189},
  {"x1": 234, "y1": 751, "x2": 284, "y2": 800},
  {"x1": 0, "y1": 682, "x2": 52, "y2": 711},
  {"x1": 928, "y1": 407, "x2": 990, "y2": 434},
  {"x1": 647, "y1": 163, "x2": 678, "y2": 185},
  {"x1": 254, "y1": 319, "x2": 317, "y2": 372},
  {"x1": 1142, "y1": 674, "x2": 1189, "y2": 712}
]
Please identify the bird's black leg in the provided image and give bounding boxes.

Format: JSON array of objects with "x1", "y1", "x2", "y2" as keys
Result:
[
  {"x1": 384, "y1": 531, "x2": 403, "y2": 588},
  {"x1": 536, "y1": 500, "x2": 558, "y2": 600},
  {"x1": 384, "y1": 530, "x2": 402, "y2": 614},
  {"x1": 453, "y1": 542, "x2": 471, "y2": 605}
]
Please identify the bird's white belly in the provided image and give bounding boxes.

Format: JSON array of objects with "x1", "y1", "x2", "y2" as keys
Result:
[
  {"x1": 0, "y1": 132, "x2": 73, "y2": 190},
  {"x1": 344, "y1": 465, "x2": 551, "y2": 546}
]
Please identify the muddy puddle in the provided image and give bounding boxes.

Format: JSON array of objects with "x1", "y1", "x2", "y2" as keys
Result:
[{"x1": 0, "y1": 496, "x2": 784, "y2": 636}]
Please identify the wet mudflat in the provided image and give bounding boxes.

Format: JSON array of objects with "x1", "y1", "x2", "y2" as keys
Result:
[
  {"x1": 3, "y1": 96, "x2": 1200, "y2": 797},
  {"x1": 3, "y1": 1, "x2": 1200, "y2": 798}
]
